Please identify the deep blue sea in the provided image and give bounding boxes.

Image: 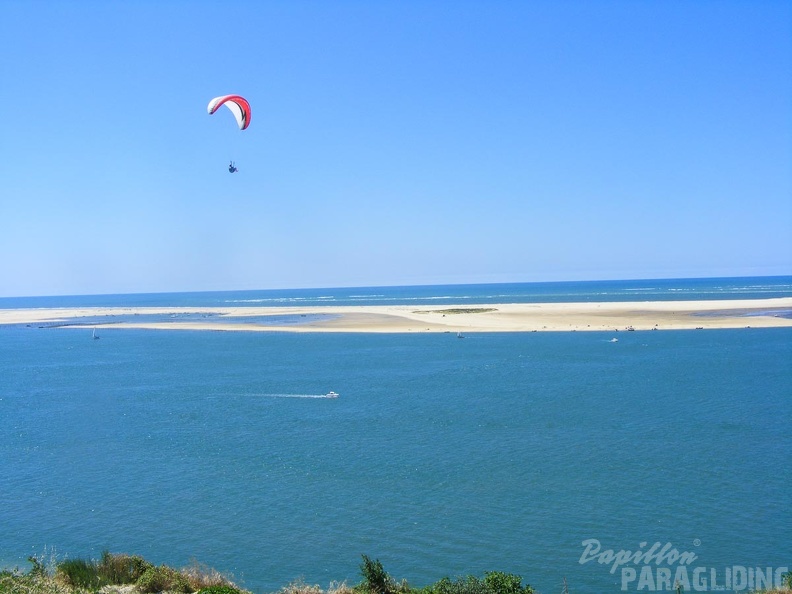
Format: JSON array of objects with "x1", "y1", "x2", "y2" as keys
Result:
[{"x1": 1, "y1": 278, "x2": 790, "y2": 593}]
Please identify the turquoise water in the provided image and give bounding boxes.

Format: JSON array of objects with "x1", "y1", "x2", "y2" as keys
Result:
[
  {"x1": 2, "y1": 276, "x2": 791, "y2": 309},
  {"x1": 1, "y1": 279, "x2": 791, "y2": 593}
]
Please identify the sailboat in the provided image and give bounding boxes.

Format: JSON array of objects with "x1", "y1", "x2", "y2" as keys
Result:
[{"x1": 92, "y1": 328, "x2": 100, "y2": 340}]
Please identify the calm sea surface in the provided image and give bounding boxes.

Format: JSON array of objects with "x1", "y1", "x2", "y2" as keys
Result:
[{"x1": 1, "y1": 278, "x2": 790, "y2": 593}]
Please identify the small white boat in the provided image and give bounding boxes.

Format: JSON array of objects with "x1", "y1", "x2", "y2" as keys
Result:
[
  {"x1": 326, "y1": 391, "x2": 339, "y2": 398},
  {"x1": 92, "y1": 328, "x2": 100, "y2": 340},
  {"x1": 609, "y1": 338, "x2": 618, "y2": 343}
]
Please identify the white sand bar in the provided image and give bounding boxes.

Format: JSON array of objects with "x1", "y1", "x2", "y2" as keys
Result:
[{"x1": 1, "y1": 298, "x2": 791, "y2": 333}]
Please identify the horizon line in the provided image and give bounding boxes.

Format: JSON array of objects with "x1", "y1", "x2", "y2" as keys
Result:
[{"x1": 2, "y1": 274, "x2": 791, "y2": 301}]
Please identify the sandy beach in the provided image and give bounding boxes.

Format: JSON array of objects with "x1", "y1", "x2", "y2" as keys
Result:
[{"x1": 1, "y1": 297, "x2": 791, "y2": 333}]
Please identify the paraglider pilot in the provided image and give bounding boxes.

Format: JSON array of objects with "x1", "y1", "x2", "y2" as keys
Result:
[{"x1": 228, "y1": 161, "x2": 238, "y2": 173}]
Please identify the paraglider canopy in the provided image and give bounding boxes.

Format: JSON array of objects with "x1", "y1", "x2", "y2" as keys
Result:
[{"x1": 207, "y1": 95, "x2": 251, "y2": 130}]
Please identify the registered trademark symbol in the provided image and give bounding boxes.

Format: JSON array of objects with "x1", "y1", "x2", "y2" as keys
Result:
[{"x1": 693, "y1": 538, "x2": 701, "y2": 547}]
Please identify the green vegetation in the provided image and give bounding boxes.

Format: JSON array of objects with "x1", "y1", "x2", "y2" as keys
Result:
[
  {"x1": 56, "y1": 559, "x2": 107, "y2": 590},
  {"x1": 417, "y1": 572, "x2": 533, "y2": 594},
  {"x1": 0, "y1": 553, "x2": 243, "y2": 594},
  {"x1": 96, "y1": 553, "x2": 151, "y2": 586},
  {"x1": 197, "y1": 587, "x2": 248, "y2": 594},
  {"x1": 55, "y1": 553, "x2": 151, "y2": 591},
  {"x1": 1, "y1": 553, "x2": 790, "y2": 594},
  {"x1": 357, "y1": 556, "x2": 397, "y2": 594},
  {"x1": 136, "y1": 566, "x2": 191, "y2": 594}
]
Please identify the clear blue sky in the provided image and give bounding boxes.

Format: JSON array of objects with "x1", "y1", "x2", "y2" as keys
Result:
[{"x1": 1, "y1": 0, "x2": 790, "y2": 297}]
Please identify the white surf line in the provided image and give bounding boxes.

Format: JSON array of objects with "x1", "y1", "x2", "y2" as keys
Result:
[{"x1": 256, "y1": 393, "x2": 333, "y2": 399}]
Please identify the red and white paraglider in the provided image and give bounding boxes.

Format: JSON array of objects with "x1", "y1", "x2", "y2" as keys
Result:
[{"x1": 207, "y1": 95, "x2": 251, "y2": 173}]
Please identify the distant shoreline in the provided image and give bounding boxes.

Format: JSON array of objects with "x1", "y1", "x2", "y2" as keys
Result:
[{"x1": 1, "y1": 297, "x2": 791, "y2": 333}]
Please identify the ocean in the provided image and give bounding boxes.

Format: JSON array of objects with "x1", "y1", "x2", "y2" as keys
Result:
[
  {"x1": 1, "y1": 276, "x2": 792, "y2": 310},
  {"x1": 1, "y1": 277, "x2": 790, "y2": 593}
]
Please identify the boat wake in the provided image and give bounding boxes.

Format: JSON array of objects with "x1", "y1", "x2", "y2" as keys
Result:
[{"x1": 257, "y1": 393, "x2": 337, "y2": 399}]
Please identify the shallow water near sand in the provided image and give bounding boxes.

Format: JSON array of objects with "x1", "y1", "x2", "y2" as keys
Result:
[{"x1": 1, "y1": 278, "x2": 790, "y2": 593}]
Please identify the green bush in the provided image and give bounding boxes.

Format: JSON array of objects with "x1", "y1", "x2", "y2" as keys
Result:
[
  {"x1": 483, "y1": 572, "x2": 533, "y2": 594},
  {"x1": 0, "y1": 559, "x2": 71, "y2": 594},
  {"x1": 56, "y1": 558, "x2": 104, "y2": 590},
  {"x1": 136, "y1": 565, "x2": 191, "y2": 594},
  {"x1": 196, "y1": 586, "x2": 245, "y2": 594},
  {"x1": 182, "y1": 561, "x2": 239, "y2": 592},
  {"x1": 97, "y1": 552, "x2": 151, "y2": 585},
  {"x1": 53, "y1": 552, "x2": 153, "y2": 592},
  {"x1": 358, "y1": 556, "x2": 396, "y2": 594},
  {"x1": 26, "y1": 558, "x2": 48, "y2": 579},
  {"x1": 0, "y1": 573, "x2": 71, "y2": 594},
  {"x1": 0, "y1": 571, "x2": 24, "y2": 594},
  {"x1": 277, "y1": 579, "x2": 323, "y2": 594},
  {"x1": 782, "y1": 570, "x2": 792, "y2": 589},
  {"x1": 428, "y1": 576, "x2": 488, "y2": 594},
  {"x1": 3, "y1": 550, "x2": 545, "y2": 594},
  {"x1": 424, "y1": 573, "x2": 533, "y2": 594}
]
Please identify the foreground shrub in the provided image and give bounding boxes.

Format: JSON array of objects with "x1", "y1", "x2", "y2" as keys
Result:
[
  {"x1": 182, "y1": 561, "x2": 239, "y2": 592},
  {"x1": 55, "y1": 552, "x2": 152, "y2": 591},
  {"x1": 26, "y1": 559, "x2": 48, "y2": 580},
  {"x1": 358, "y1": 556, "x2": 397, "y2": 594},
  {"x1": 0, "y1": 569, "x2": 71, "y2": 594},
  {"x1": 136, "y1": 565, "x2": 191, "y2": 594},
  {"x1": 196, "y1": 586, "x2": 245, "y2": 594},
  {"x1": 277, "y1": 579, "x2": 323, "y2": 594},
  {"x1": 56, "y1": 558, "x2": 105, "y2": 590},
  {"x1": 426, "y1": 573, "x2": 533, "y2": 594},
  {"x1": 0, "y1": 575, "x2": 55, "y2": 594},
  {"x1": 327, "y1": 581, "x2": 355, "y2": 594},
  {"x1": 483, "y1": 572, "x2": 532, "y2": 594},
  {"x1": 429, "y1": 576, "x2": 488, "y2": 594},
  {"x1": 5, "y1": 550, "x2": 547, "y2": 594},
  {"x1": 97, "y1": 552, "x2": 151, "y2": 585}
]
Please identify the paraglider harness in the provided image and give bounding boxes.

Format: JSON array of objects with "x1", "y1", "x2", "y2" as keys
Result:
[{"x1": 228, "y1": 161, "x2": 238, "y2": 173}]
